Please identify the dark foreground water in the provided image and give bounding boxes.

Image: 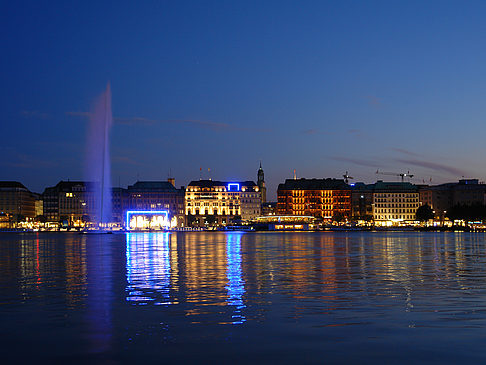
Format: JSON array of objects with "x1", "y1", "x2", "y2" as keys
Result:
[{"x1": 1, "y1": 232, "x2": 486, "y2": 364}]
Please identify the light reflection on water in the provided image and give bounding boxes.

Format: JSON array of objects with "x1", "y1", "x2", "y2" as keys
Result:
[
  {"x1": 126, "y1": 232, "x2": 172, "y2": 304},
  {"x1": 225, "y1": 232, "x2": 246, "y2": 324},
  {"x1": 125, "y1": 231, "x2": 247, "y2": 324},
  {"x1": 2, "y1": 232, "x2": 486, "y2": 363}
]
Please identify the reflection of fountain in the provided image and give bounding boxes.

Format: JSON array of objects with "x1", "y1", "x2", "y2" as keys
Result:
[
  {"x1": 84, "y1": 82, "x2": 113, "y2": 227},
  {"x1": 86, "y1": 236, "x2": 113, "y2": 355}
]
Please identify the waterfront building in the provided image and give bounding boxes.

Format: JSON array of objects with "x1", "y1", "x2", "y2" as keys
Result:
[
  {"x1": 32, "y1": 193, "x2": 43, "y2": 218},
  {"x1": 350, "y1": 183, "x2": 374, "y2": 221},
  {"x1": 277, "y1": 178, "x2": 351, "y2": 220},
  {"x1": 42, "y1": 181, "x2": 96, "y2": 225},
  {"x1": 257, "y1": 163, "x2": 267, "y2": 203},
  {"x1": 372, "y1": 181, "x2": 419, "y2": 225},
  {"x1": 0, "y1": 212, "x2": 10, "y2": 228},
  {"x1": 123, "y1": 180, "x2": 185, "y2": 229},
  {"x1": 185, "y1": 180, "x2": 261, "y2": 227},
  {"x1": 0, "y1": 181, "x2": 36, "y2": 219},
  {"x1": 254, "y1": 215, "x2": 316, "y2": 230},
  {"x1": 261, "y1": 202, "x2": 277, "y2": 216},
  {"x1": 418, "y1": 179, "x2": 486, "y2": 219},
  {"x1": 111, "y1": 187, "x2": 125, "y2": 224}
]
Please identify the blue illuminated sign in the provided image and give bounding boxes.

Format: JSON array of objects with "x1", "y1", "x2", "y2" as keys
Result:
[
  {"x1": 125, "y1": 210, "x2": 169, "y2": 230},
  {"x1": 227, "y1": 183, "x2": 240, "y2": 191}
]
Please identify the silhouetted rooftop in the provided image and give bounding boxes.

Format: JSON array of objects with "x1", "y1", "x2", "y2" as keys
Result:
[
  {"x1": 128, "y1": 181, "x2": 180, "y2": 192},
  {"x1": 278, "y1": 178, "x2": 349, "y2": 191},
  {"x1": 188, "y1": 180, "x2": 257, "y2": 188},
  {"x1": 0, "y1": 181, "x2": 28, "y2": 190}
]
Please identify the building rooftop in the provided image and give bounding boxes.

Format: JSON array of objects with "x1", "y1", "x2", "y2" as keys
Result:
[
  {"x1": 127, "y1": 181, "x2": 180, "y2": 192},
  {"x1": 373, "y1": 181, "x2": 418, "y2": 192},
  {"x1": 187, "y1": 180, "x2": 257, "y2": 188},
  {"x1": 278, "y1": 178, "x2": 349, "y2": 191},
  {"x1": 0, "y1": 181, "x2": 28, "y2": 190}
]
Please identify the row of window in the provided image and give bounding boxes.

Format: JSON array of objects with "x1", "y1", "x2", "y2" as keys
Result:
[
  {"x1": 375, "y1": 203, "x2": 418, "y2": 208},
  {"x1": 375, "y1": 209, "x2": 416, "y2": 213},
  {"x1": 376, "y1": 215, "x2": 415, "y2": 220}
]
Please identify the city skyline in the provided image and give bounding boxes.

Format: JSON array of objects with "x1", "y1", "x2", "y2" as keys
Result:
[{"x1": 3, "y1": 1, "x2": 486, "y2": 199}]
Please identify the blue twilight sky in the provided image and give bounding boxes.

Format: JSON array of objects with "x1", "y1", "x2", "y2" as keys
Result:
[{"x1": 2, "y1": 0, "x2": 486, "y2": 198}]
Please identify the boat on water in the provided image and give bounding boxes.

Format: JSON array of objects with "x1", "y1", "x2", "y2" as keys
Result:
[
  {"x1": 218, "y1": 225, "x2": 255, "y2": 231},
  {"x1": 80, "y1": 230, "x2": 113, "y2": 234}
]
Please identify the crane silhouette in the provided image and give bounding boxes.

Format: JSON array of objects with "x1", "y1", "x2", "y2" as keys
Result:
[
  {"x1": 343, "y1": 171, "x2": 354, "y2": 184},
  {"x1": 376, "y1": 170, "x2": 414, "y2": 183}
]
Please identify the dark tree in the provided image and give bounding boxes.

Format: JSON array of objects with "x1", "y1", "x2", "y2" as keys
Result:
[
  {"x1": 416, "y1": 204, "x2": 434, "y2": 222},
  {"x1": 333, "y1": 212, "x2": 345, "y2": 223},
  {"x1": 35, "y1": 215, "x2": 47, "y2": 223},
  {"x1": 447, "y1": 204, "x2": 486, "y2": 222},
  {"x1": 59, "y1": 215, "x2": 69, "y2": 226},
  {"x1": 15, "y1": 214, "x2": 26, "y2": 223},
  {"x1": 230, "y1": 215, "x2": 242, "y2": 224},
  {"x1": 205, "y1": 214, "x2": 216, "y2": 225},
  {"x1": 186, "y1": 213, "x2": 197, "y2": 227}
]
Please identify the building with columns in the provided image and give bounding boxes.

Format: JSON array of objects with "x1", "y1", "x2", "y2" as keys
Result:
[{"x1": 185, "y1": 180, "x2": 261, "y2": 227}]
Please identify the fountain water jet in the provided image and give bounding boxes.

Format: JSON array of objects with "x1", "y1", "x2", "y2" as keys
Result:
[{"x1": 84, "y1": 82, "x2": 113, "y2": 228}]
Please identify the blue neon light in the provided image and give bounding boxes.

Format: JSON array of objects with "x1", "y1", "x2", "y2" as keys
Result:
[
  {"x1": 125, "y1": 210, "x2": 169, "y2": 230},
  {"x1": 226, "y1": 232, "x2": 246, "y2": 324},
  {"x1": 227, "y1": 183, "x2": 240, "y2": 191}
]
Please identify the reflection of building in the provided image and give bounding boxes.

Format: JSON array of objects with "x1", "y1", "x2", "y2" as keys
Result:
[
  {"x1": 123, "y1": 181, "x2": 185, "y2": 228},
  {"x1": 182, "y1": 233, "x2": 228, "y2": 303},
  {"x1": 373, "y1": 181, "x2": 419, "y2": 225},
  {"x1": 0, "y1": 181, "x2": 36, "y2": 219},
  {"x1": 257, "y1": 163, "x2": 266, "y2": 203},
  {"x1": 185, "y1": 180, "x2": 261, "y2": 226},
  {"x1": 277, "y1": 178, "x2": 351, "y2": 220},
  {"x1": 43, "y1": 181, "x2": 96, "y2": 224},
  {"x1": 126, "y1": 232, "x2": 171, "y2": 303}
]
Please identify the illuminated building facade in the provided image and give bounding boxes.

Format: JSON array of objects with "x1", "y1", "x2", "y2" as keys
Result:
[
  {"x1": 42, "y1": 181, "x2": 96, "y2": 224},
  {"x1": 0, "y1": 181, "x2": 36, "y2": 219},
  {"x1": 123, "y1": 180, "x2": 185, "y2": 228},
  {"x1": 185, "y1": 180, "x2": 261, "y2": 226},
  {"x1": 373, "y1": 181, "x2": 419, "y2": 225},
  {"x1": 277, "y1": 178, "x2": 351, "y2": 220},
  {"x1": 32, "y1": 193, "x2": 43, "y2": 218}
]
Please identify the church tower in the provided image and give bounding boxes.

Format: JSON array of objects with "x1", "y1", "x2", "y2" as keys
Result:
[{"x1": 257, "y1": 162, "x2": 266, "y2": 203}]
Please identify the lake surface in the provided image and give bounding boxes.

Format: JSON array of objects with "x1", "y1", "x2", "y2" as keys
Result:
[{"x1": 1, "y1": 231, "x2": 486, "y2": 364}]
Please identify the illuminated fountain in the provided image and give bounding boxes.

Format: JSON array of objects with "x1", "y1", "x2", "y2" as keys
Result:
[{"x1": 84, "y1": 83, "x2": 113, "y2": 229}]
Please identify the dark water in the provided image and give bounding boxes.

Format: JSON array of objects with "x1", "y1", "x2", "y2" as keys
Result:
[{"x1": 1, "y1": 231, "x2": 486, "y2": 364}]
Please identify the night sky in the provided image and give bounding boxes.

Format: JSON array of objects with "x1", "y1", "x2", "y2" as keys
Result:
[{"x1": 2, "y1": 1, "x2": 486, "y2": 199}]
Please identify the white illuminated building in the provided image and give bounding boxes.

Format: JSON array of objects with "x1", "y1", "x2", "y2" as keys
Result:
[
  {"x1": 126, "y1": 210, "x2": 170, "y2": 231},
  {"x1": 373, "y1": 181, "x2": 420, "y2": 226},
  {"x1": 185, "y1": 180, "x2": 261, "y2": 226}
]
